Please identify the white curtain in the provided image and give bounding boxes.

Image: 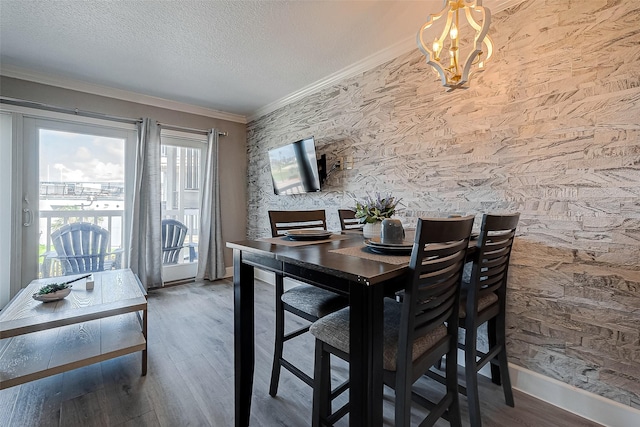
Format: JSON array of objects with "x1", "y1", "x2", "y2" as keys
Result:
[
  {"x1": 129, "y1": 118, "x2": 163, "y2": 289},
  {"x1": 196, "y1": 129, "x2": 225, "y2": 280}
]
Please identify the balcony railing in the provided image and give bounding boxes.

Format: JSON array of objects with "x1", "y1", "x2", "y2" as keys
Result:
[
  {"x1": 39, "y1": 209, "x2": 125, "y2": 278},
  {"x1": 39, "y1": 209, "x2": 125, "y2": 254},
  {"x1": 162, "y1": 209, "x2": 200, "y2": 247},
  {"x1": 39, "y1": 208, "x2": 200, "y2": 278}
]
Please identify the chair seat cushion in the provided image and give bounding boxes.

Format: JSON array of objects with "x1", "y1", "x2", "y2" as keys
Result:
[
  {"x1": 282, "y1": 285, "x2": 347, "y2": 318},
  {"x1": 459, "y1": 291, "x2": 498, "y2": 318},
  {"x1": 310, "y1": 298, "x2": 448, "y2": 371}
]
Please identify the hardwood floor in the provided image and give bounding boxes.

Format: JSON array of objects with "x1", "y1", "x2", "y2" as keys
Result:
[{"x1": 0, "y1": 278, "x2": 603, "y2": 426}]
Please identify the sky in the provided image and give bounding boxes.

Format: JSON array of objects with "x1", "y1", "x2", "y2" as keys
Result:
[{"x1": 39, "y1": 129, "x2": 125, "y2": 183}]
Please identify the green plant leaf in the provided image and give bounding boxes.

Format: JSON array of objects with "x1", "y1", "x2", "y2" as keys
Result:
[{"x1": 37, "y1": 283, "x2": 72, "y2": 295}]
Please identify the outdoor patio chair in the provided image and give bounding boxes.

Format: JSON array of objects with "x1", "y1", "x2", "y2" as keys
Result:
[
  {"x1": 47, "y1": 222, "x2": 122, "y2": 277},
  {"x1": 161, "y1": 219, "x2": 197, "y2": 264}
]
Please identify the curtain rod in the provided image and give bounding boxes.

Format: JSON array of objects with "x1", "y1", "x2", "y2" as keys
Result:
[
  {"x1": 158, "y1": 122, "x2": 227, "y2": 137},
  {"x1": 0, "y1": 96, "x2": 142, "y2": 125},
  {"x1": 0, "y1": 97, "x2": 228, "y2": 137}
]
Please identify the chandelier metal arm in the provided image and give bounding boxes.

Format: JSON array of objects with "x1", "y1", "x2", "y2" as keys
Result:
[{"x1": 417, "y1": 0, "x2": 493, "y2": 91}]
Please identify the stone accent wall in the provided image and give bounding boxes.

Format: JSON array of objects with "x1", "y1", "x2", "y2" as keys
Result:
[{"x1": 246, "y1": 0, "x2": 640, "y2": 408}]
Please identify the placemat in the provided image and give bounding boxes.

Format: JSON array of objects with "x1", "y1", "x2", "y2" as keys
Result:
[
  {"x1": 258, "y1": 233, "x2": 352, "y2": 247},
  {"x1": 329, "y1": 245, "x2": 411, "y2": 265}
]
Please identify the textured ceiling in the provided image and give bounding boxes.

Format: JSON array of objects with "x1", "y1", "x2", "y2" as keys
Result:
[{"x1": 0, "y1": 0, "x2": 521, "y2": 121}]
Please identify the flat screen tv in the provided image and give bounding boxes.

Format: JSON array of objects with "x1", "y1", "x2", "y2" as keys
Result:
[{"x1": 268, "y1": 137, "x2": 321, "y2": 195}]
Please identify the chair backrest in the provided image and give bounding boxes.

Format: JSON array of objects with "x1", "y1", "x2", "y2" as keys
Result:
[
  {"x1": 338, "y1": 209, "x2": 363, "y2": 231},
  {"x1": 397, "y1": 216, "x2": 474, "y2": 369},
  {"x1": 268, "y1": 210, "x2": 327, "y2": 237},
  {"x1": 162, "y1": 219, "x2": 188, "y2": 264},
  {"x1": 51, "y1": 222, "x2": 110, "y2": 275},
  {"x1": 469, "y1": 213, "x2": 520, "y2": 305}
]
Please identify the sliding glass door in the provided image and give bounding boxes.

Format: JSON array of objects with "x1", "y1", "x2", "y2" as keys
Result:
[
  {"x1": 1, "y1": 108, "x2": 208, "y2": 305},
  {"x1": 0, "y1": 113, "x2": 15, "y2": 307},
  {"x1": 19, "y1": 114, "x2": 136, "y2": 287},
  {"x1": 160, "y1": 131, "x2": 205, "y2": 283}
]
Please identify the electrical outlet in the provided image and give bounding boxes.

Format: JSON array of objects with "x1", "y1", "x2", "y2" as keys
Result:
[{"x1": 345, "y1": 156, "x2": 354, "y2": 170}]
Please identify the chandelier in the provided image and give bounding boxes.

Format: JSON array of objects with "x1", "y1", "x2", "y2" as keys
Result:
[{"x1": 417, "y1": 0, "x2": 493, "y2": 91}]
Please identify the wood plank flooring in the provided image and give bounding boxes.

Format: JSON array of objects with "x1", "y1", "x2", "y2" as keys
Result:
[{"x1": 0, "y1": 278, "x2": 604, "y2": 426}]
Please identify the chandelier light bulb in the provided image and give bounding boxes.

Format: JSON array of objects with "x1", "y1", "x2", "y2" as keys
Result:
[{"x1": 450, "y1": 23, "x2": 458, "y2": 40}]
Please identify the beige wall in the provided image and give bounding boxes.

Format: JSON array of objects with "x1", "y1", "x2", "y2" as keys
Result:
[
  {"x1": 0, "y1": 76, "x2": 247, "y2": 269},
  {"x1": 247, "y1": 0, "x2": 640, "y2": 409}
]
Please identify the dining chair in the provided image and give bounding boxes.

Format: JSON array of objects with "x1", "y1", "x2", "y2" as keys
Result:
[
  {"x1": 269, "y1": 209, "x2": 327, "y2": 236},
  {"x1": 267, "y1": 210, "x2": 348, "y2": 397},
  {"x1": 337, "y1": 209, "x2": 363, "y2": 231},
  {"x1": 49, "y1": 222, "x2": 122, "y2": 276},
  {"x1": 458, "y1": 213, "x2": 520, "y2": 427},
  {"x1": 427, "y1": 213, "x2": 520, "y2": 427},
  {"x1": 309, "y1": 215, "x2": 474, "y2": 427}
]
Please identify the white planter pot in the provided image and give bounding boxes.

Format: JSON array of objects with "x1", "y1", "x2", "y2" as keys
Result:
[{"x1": 362, "y1": 221, "x2": 382, "y2": 239}]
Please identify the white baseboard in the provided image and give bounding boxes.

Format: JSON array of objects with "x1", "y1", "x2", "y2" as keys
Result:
[
  {"x1": 254, "y1": 269, "x2": 275, "y2": 284},
  {"x1": 509, "y1": 363, "x2": 640, "y2": 427},
  {"x1": 232, "y1": 269, "x2": 640, "y2": 426},
  {"x1": 457, "y1": 355, "x2": 640, "y2": 426},
  {"x1": 223, "y1": 266, "x2": 234, "y2": 278},
  {"x1": 224, "y1": 267, "x2": 273, "y2": 283},
  {"x1": 228, "y1": 268, "x2": 299, "y2": 290}
]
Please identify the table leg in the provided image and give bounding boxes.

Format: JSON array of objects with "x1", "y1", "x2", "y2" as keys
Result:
[
  {"x1": 234, "y1": 249, "x2": 255, "y2": 427},
  {"x1": 142, "y1": 307, "x2": 148, "y2": 376},
  {"x1": 349, "y1": 281, "x2": 384, "y2": 426}
]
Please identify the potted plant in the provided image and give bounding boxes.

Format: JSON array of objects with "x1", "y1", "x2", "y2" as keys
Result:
[
  {"x1": 354, "y1": 193, "x2": 401, "y2": 238},
  {"x1": 32, "y1": 282, "x2": 73, "y2": 302}
]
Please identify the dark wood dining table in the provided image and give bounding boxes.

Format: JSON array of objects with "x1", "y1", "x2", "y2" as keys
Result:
[{"x1": 227, "y1": 231, "x2": 476, "y2": 427}]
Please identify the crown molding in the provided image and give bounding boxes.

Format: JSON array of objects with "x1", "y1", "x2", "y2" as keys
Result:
[
  {"x1": 0, "y1": 64, "x2": 247, "y2": 124},
  {"x1": 2, "y1": 0, "x2": 524, "y2": 125},
  {"x1": 248, "y1": 35, "x2": 415, "y2": 123},
  {"x1": 248, "y1": 0, "x2": 526, "y2": 123}
]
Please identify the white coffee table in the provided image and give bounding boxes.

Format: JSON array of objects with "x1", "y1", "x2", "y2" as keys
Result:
[{"x1": 0, "y1": 269, "x2": 147, "y2": 389}]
